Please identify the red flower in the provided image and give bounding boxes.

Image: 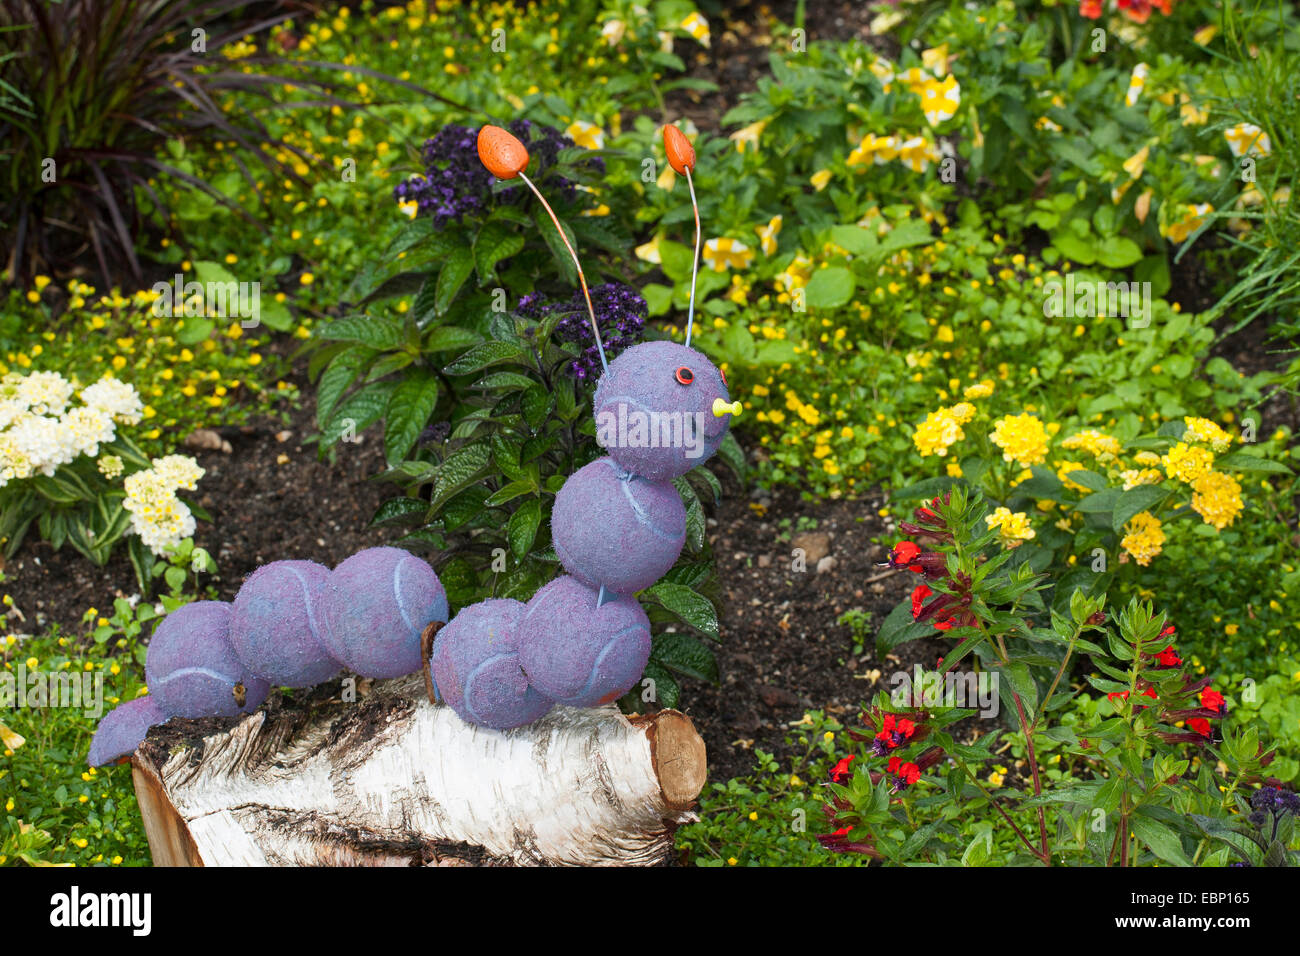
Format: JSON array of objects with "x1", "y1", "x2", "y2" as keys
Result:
[
  {"x1": 896, "y1": 718, "x2": 916, "y2": 739},
  {"x1": 887, "y1": 756, "x2": 921, "y2": 787},
  {"x1": 1200, "y1": 688, "x2": 1226, "y2": 715},
  {"x1": 911, "y1": 584, "x2": 933, "y2": 618},
  {"x1": 1188, "y1": 718, "x2": 1212, "y2": 738},
  {"x1": 831, "y1": 826, "x2": 853, "y2": 837},
  {"x1": 830, "y1": 755, "x2": 855, "y2": 783},
  {"x1": 1119, "y1": 0, "x2": 1152, "y2": 23},
  {"x1": 1079, "y1": 0, "x2": 1104, "y2": 17},
  {"x1": 891, "y1": 541, "x2": 921, "y2": 567},
  {"x1": 1154, "y1": 644, "x2": 1182, "y2": 668}
]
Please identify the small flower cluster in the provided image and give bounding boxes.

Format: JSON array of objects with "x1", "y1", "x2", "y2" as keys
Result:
[
  {"x1": 517, "y1": 282, "x2": 647, "y2": 382},
  {"x1": 0, "y1": 371, "x2": 142, "y2": 487},
  {"x1": 393, "y1": 120, "x2": 600, "y2": 226},
  {"x1": 820, "y1": 705, "x2": 945, "y2": 854},
  {"x1": 1080, "y1": 0, "x2": 1177, "y2": 24},
  {"x1": 122, "y1": 455, "x2": 204, "y2": 555}
]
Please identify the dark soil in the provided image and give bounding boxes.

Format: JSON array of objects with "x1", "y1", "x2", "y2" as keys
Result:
[
  {"x1": 2, "y1": 344, "x2": 403, "y2": 635},
  {"x1": 681, "y1": 481, "x2": 952, "y2": 782}
]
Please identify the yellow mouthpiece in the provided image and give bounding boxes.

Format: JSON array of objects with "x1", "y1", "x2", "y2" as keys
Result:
[{"x1": 713, "y1": 398, "x2": 742, "y2": 418}]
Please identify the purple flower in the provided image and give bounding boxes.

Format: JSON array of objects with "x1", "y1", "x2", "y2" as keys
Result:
[
  {"x1": 392, "y1": 120, "x2": 602, "y2": 228},
  {"x1": 519, "y1": 282, "x2": 647, "y2": 381}
]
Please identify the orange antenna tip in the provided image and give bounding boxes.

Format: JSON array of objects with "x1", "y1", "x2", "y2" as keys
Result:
[
  {"x1": 477, "y1": 125, "x2": 530, "y2": 180},
  {"x1": 662, "y1": 124, "x2": 695, "y2": 175}
]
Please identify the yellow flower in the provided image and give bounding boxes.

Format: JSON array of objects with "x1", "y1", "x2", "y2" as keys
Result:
[
  {"x1": 680, "y1": 12, "x2": 710, "y2": 46},
  {"x1": 299, "y1": 272, "x2": 315, "y2": 286},
  {"x1": 918, "y1": 74, "x2": 961, "y2": 125},
  {"x1": 847, "y1": 133, "x2": 900, "y2": 168},
  {"x1": 565, "y1": 120, "x2": 604, "y2": 151},
  {"x1": 1162, "y1": 442, "x2": 1214, "y2": 483},
  {"x1": 1190, "y1": 470, "x2": 1243, "y2": 529},
  {"x1": 913, "y1": 403, "x2": 975, "y2": 458},
  {"x1": 1224, "y1": 123, "x2": 1270, "y2": 158},
  {"x1": 1224, "y1": 623, "x2": 1239, "y2": 636},
  {"x1": 963, "y1": 380, "x2": 994, "y2": 400},
  {"x1": 701, "y1": 237, "x2": 753, "y2": 271},
  {"x1": 990, "y1": 414, "x2": 1049, "y2": 467},
  {"x1": 1183, "y1": 416, "x2": 1233, "y2": 453},
  {"x1": 810, "y1": 169, "x2": 832, "y2": 192},
  {"x1": 1125, "y1": 63, "x2": 1148, "y2": 108},
  {"x1": 1121, "y1": 511, "x2": 1166, "y2": 566},
  {"x1": 755, "y1": 215, "x2": 783, "y2": 256},
  {"x1": 729, "y1": 120, "x2": 767, "y2": 154},
  {"x1": 1061, "y1": 429, "x2": 1122, "y2": 459},
  {"x1": 1162, "y1": 203, "x2": 1213, "y2": 244},
  {"x1": 634, "y1": 234, "x2": 663, "y2": 264}
]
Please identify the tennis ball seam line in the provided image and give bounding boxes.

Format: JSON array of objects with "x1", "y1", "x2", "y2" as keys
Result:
[
  {"x1": 462, "y1": 651, "x2": 530, "y2": 725},
  {"x1": 392, "y1": 555, "x2": 418, "y2": 635},
  {"x1": 285, "y1": 561, "x2": 333, "y2": 661},
  {"x1": 151, "y1": 665, "x2": 239, "y2": 687},
  {"x1": 599, "y1": 457, "x2": 685, "y2": 543},
  {"x1": 561, "y1": 623, "x2": 645, "y2": 702}
]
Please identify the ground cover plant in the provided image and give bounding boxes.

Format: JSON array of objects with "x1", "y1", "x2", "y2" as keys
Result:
[{"x1": 0, "y1": 0, "x2": 1295, "y2": 871}]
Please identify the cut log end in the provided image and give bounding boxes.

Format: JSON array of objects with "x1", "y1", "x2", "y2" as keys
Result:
[
  {"x1": 636, "y1": 710, "x2": 708, "y2": 810},
  {"x1": 132, "y1": 676, "x2": 707, "y2": 867}
]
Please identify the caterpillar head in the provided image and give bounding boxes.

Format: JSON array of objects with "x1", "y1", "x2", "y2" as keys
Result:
[{"x1": 592, "y1": 339, "x2": 737, "y2": 481}]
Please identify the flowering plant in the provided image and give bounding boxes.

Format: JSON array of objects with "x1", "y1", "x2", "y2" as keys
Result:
[
  {"x1": 0, "y1": 370, "x2": 206, "y2": 576},
  {"x1": 821, "y1": 488, "x2": 1290, "y2": 865},
  {"x1": 897, "y1": 385, "x2": 1291, "y2": 611}
]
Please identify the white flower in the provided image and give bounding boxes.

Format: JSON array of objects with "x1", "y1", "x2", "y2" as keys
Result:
[
  {"x1": 60, "y1": 406, "x2": 116, "y2": 458},
  {"x1": 16, "y1": 371, "x2": 74, "y2": 416},
  {"x1": 150, "y1": 454, "x2": 204, "y2": 491},
  {"x1": 81, "y1": 376, "x2": 143, "y2": 425}
]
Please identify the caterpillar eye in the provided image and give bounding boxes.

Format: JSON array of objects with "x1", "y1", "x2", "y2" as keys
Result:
[
  {"x1": 674, "y1": 366, "x2": 694, "y2": 385},
  {"x1": 719, "y1": 367, "x2": 728, "y2": 386}
]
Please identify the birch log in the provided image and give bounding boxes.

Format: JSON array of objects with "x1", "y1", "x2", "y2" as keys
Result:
[{"x1": 131, "y1": 674, "x2": 706, "y2": 866}]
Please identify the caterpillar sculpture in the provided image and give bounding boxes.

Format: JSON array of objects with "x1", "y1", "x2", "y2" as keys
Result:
[{"x1": 89, "y1": 122, "x2": 740, "y2": 766}]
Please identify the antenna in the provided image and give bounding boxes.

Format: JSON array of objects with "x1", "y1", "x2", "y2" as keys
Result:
[
  {"x1": 662, "y1": 124, "x2": 700, "y2": 350},
  {"x1": 477, "y1": 125, "x2": 608, "y2": 376}
]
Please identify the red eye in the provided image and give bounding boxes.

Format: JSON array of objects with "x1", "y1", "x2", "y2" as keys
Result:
[{"x1": 674, "y1": 366, "x2": 694, "y2": 385}]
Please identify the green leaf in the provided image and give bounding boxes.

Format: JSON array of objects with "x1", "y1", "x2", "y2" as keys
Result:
[
  {"x1": 533, "y1": 205, "x2": 578, "y2": 284},
  {"x1": 317, "y1": 315, "x2": 406, "y2": 351},
  {"x1": 805, "y1": 267, "x2": 855, "y2": 309},
  {"x1": 651, "y1": 632, "x2": 720, "y2": 684},
  {"x1": 1130, "y1": 814, "x2": 1193, "y2": 867},
  {"x1": 435, "y1": 245, "x2": 475, "y2": 315},
  {"x1": 424, "y1": 326, "x2": 483, "y2": 352},
  {"x1": 643, "y1": 582, "x2": 719, "y2": 640},
  {"x1": 384, "y1": 370, "x2": 440, "y2": 466},
  {"x1": 321, "y1": 381, "x2": 397, "y2": 447},
  {"x1": 1063, "y1": 469, "x2": 1108, "y2": 492},
  {"x1": 371, "y1": 497, "x2": 427, "y2": 527},
  {"x1": 875, "y1": 597, "x2": 932, "y2": 654},
  {"x1": 473, "y1": 222, "x2": 525, "y2": 283},
  {"x1": 1075, "y1": 487, "x2": 1120, "y2": 514},
  {"x1": 1112, "y1": 485, "x2": 1170, "y2": 533},
  {"x1": 1215, "y1": 451, "x2": 1292, "y2": 474},
  {"x1": 443, "y1": 341, "x2": 527, "y2": 376},
  {"x1": 507, "y1": 498, "x2": 542, "y2": 560},
  {"x1": 431, "y1": 443, "x2": 493, "y2": 509}
]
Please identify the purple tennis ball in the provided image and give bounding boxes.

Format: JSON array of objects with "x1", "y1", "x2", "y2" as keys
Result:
[
  {"x1": 519, "y1": 575, "x2": 651, "y2": 708},
  {"x1": 229, "y1": 560, "x2": 340, "y2": 688},
  {"x1": 88, "y1": 695, "x2": 166, "y2": 767},
  {"x1": 430, "y1": 598, "x2": 553, "y2": 730},
  {"x1": 592, "y1": 339, "x2": 733, "y2": 481},
  {"x1": 319, "y1": 547, "x2": 449, "y2": 680},
  {"x1": 552, "y1": 457, "x2": 685, "y2": 595},
  {"x1": 145, "y1": 601, "x2": 271, "y2": 719}
]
